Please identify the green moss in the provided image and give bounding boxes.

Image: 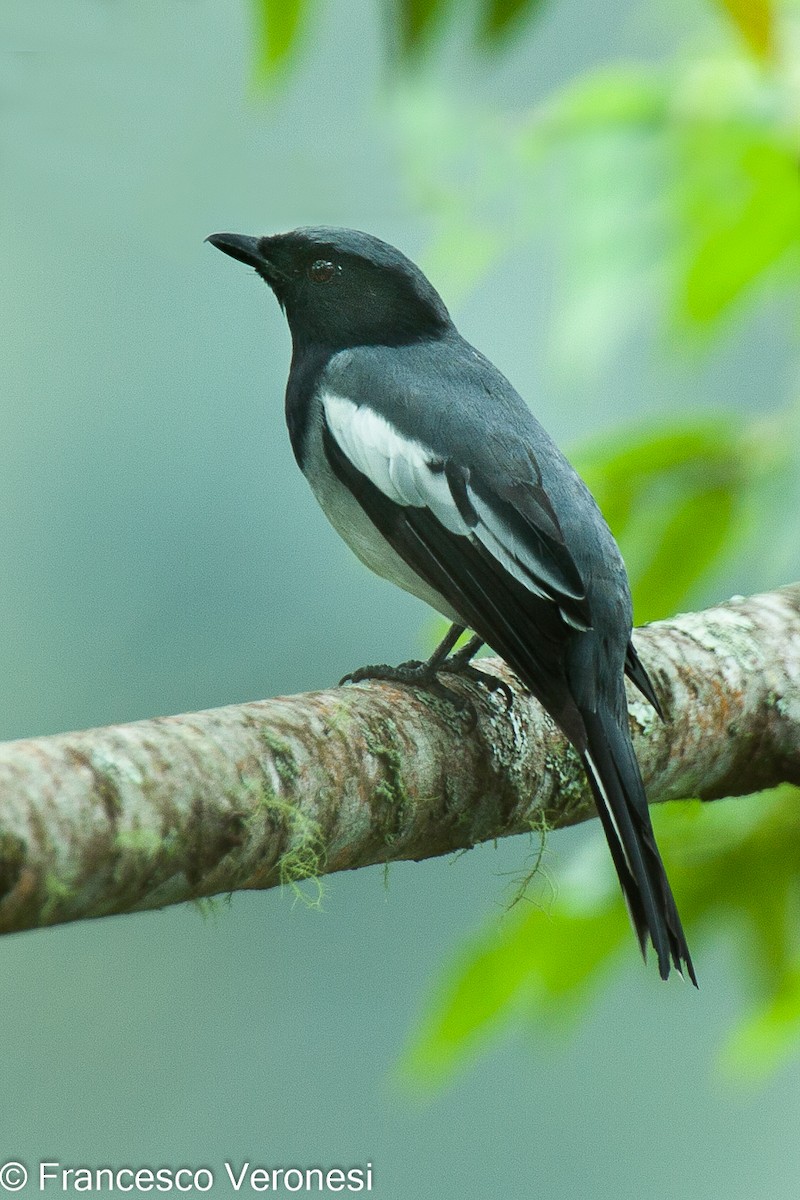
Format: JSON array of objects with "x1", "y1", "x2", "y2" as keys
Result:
[
  {"x1": 0, "y1": 831, "x2": 26, "y2": 901},
  {"x1": 259, "y1": 730, "x2": 299, "y2": 787},
  {"x1": 365, "y1": 724, "x2": 411, "y2": 841},
  {"x1": 245, "y1": 733, "x2": 323, "y2": 893},
  {"x1": 245, "y1": 780, "x2": 327, "y2": 905},
  {"x1": 241, "y1": 775, "x2": 278, "y2": 815},
  {"x1": 323, "y1": 699, "x2": 355, "y2": 737},
  {"x1": 40, "y1": 870, "x2": 76, "y2": 924},
  {"x1": 192, "y1": 896, "x2": 220, "y2": 919},
  {"x1": 278, "y1": 831, "x2": 326, "y2": 908},
  {"x1": 114, "y1": 827, "x2": 163, "y2": 855},
  {"x1": 505, "y1": 810, "x2": 551, "y2": 909}
]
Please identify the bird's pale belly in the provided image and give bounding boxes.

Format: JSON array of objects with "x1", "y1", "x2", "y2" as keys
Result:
[{"x1": 300, "y1": 405, "x2": 462, "y2": 623}]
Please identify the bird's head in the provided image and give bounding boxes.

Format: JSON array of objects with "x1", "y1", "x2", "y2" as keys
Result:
[{"x1": 206, "y1": 226, "x2": 452, "y2": 351}]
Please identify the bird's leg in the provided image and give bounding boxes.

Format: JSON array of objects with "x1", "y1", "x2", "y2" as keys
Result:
[
  {"x1": 340, "y1": 625, "x2": 513, "y2": 709},
  {"x1": 438, "y1": 632, "x2": 483, "y2": 670},
  {"x1": 435, "y1": 633, "x2": 513, "y2": 709}
]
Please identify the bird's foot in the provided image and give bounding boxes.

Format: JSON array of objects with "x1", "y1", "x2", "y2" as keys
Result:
[
  {"x1": 339, "y1": 628, "x2": 513, "y2": 713},
  {"x1": 340, "y1": 658, "x2": 471, "y2": 711},
  {"x1": 340, "y1": 658, "x2": 441, "y2": 688},
  {"x1": 340, "y1": 622, "x2": 467, "y2": 690}
]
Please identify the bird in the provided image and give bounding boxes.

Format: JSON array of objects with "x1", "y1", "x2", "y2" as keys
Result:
[{"x1": 206, "y1": 225, "x2": 695, "y2": 984}]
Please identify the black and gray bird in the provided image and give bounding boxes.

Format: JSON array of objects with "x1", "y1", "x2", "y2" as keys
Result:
[{"x1": 206, "y1": 225, "x2": 695, "y2": 984}]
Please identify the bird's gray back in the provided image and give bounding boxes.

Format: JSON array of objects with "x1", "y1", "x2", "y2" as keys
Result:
[{"x1": 322, "y1": 334, "x2": 633, "y2": 633}]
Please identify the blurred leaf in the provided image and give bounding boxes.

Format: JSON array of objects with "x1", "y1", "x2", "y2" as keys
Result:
[
  {"x1": 537, "y1": 66, "x2": 667, "y2": 134},
  {"x1": 682, "y1": 141, "x2": 800, "y2": 324},
  {"x1": 523, "y1": 67, "x2": 674, "y2": 373},
  {"x1": 251, "y1": 0, "x2": 308, "y2": 79},
  {"x1": 714, "y1": 0, "x2": 774, "y2": 60},
  {"x1": 577, "y1": 422, "x2": 740, "y2": 528},
  {"x1": 478, "y1": 0, "x2": 547, "y2": 45},
  {"x1": 400, "y1": 45, "x2": 800, "y2": 367},
  {"x1": 393, "y1": 0, "x2": 548, "y2": 56},
  {"x1": 396, "y1": 0, "x2": 447, "y2": 56},
  {"x1": 546, "y1": 56, "x2": 800, "y2": 336},
  {"x1": 403, "y1": 884, "x2": 628, "y2": 1084},
  {"x1": 630, "y1": 485, "x2": 737, "y2": 622},
  {"x1": 723, "y1": 968, "x2": 800, "y2": 1079},
  {"x1": 405, "y1": 788, "x2": 800, "y2": 1087},
  {"x1": 575, "y1": 419, "x2": 751, "y2": 622}
]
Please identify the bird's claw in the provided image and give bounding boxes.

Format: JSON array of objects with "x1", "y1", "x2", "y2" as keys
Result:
[
  {"x1": 444, "y1": 662, "x2": 514, "y2": 711},
  {"x1": 339, "y1": 655, "x2": 513, "y2": 714},
  {"x1": 339, "y1": 660, "x2": 430, "y2": 687}
]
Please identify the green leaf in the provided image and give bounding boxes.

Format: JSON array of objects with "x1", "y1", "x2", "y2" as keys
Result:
[
  {"x1": 722, "y1": 968, "x2": 800, "y2": 1080},
  {"x1": 478, "y1": 0, "x2": 547, "y2": 45},
  {"x1": 714, "y1": 0, "x2": 774, "y2": 60},
  {"x1": 538, "y1": 66, "x2": 667, "y2": 135},
  {"x1": 403, "y1": 890, "x2": 628, "y2": 1083},
  {"x1": 251, "y1": 0, "x2": 308, "y2": 79},
  {"x1": 393, "y1": 0, "x2": 546, "y2": 57},
  {"x1": 576, "y1": 422, "x2": 740, "y2": 528},
  {"x1": 629, "y1": 484, "x2": 737, "y2": 624},
  {"x1": 682, "y1": 141, "x2": 800, "y2": 324},
  {"x1": 396, "y1": 0, "x2": 447, "y2": 56},
  {"x1": 405, "y1": 790, "x2": 800, "y2": 1088}
]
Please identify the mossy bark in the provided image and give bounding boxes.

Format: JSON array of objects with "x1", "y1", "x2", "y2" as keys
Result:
[{"x1": 1, "y1": 585, "x2": 799, "y2": 935}]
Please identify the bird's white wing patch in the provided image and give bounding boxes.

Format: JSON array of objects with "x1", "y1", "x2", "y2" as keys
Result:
[
  {"x1": 322, "y1": 393, "x2": 469, "y2": 534},
  {"x1": 322, "y1": 391, "x2": 585, "y2": 618}
]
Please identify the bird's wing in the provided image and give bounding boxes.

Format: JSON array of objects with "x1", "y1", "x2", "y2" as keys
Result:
[{"x1": 322, "y1": 392, "x2": 592, "y2": 634}]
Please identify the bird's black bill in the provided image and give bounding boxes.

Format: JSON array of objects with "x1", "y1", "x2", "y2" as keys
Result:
[{"x1": 206, "y1": 232, "x2": 265, "y2": 269}]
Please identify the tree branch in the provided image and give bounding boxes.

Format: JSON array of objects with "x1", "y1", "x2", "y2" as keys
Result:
[{"x1": 2, "y1": 585, "x2": 800, "y2": 936}]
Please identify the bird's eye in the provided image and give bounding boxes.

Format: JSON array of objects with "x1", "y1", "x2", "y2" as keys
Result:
[{"x1": 308, "y1": 259, "x2": 336, "y2": 283}]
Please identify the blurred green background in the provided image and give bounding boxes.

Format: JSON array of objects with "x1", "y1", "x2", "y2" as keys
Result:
[{"x1": 3, "y1": 0, "x2": 800, "y2": 1195}]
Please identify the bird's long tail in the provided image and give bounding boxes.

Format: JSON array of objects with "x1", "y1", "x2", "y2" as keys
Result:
[{"x1": 579, "y1": 706, "x2": 696, "y2": 985}]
